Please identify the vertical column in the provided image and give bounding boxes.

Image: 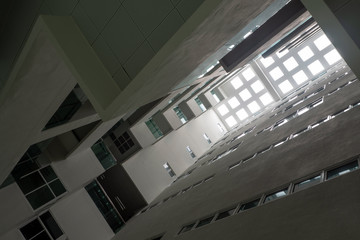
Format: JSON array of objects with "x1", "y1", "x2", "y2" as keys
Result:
[
  {"x1": 301, "y1": 0, "x2": 360, "y2": 79},
  {"x1": 178, "y1": 101, "x2": 196, "y2": 121},
  {"x1": 152, "y1": 111, "x2": 173, "y2": 135}
]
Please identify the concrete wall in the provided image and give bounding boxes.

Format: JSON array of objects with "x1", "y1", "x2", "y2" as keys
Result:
[
  {"x1": 123, "y1": 109, "x2": 227, "y2": 202},
  {"x1": 205, "y1": 91, "x2": 220, "y2": 107},
  {"x1": 51, "y1": 188, "x2": 114, "y2": 240},
  {"x1": 114, "y1": 71, "x2": 360, "y2": 239},
  {"x1": 152, "y1": 111, "x2": 173, "y2": 135},
  {"x1": 178, "y1": 101, "x2": 195, "y2": 120},
  {"x1": 130, "y1": 122, "x2": 157, "y2": 148},
  {"x1": 187, "y1": 98, "x2": 203, "y2": 117},
  {"x1": 0, "y1": 146, "x2": 106, "y2": 239},
  {"x1": 51, "y1": 148, "x2": 105, "y2": 192},
  {"x1": 0, "y1": 183, "x2": 33, "y2": 236},
  {"x1": 0, "y1": 229, "x2": 24, "y2": 240},
  {"x1": 198, "y1": 93, "x2": 212, "y2": 109},
  {"x1": 163, "y1": 108, "x2": 183, "y2": 130}
]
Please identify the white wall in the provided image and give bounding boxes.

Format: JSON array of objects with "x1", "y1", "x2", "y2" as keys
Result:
[
  {"x1": 163, "y1": 108, "x2": 183, "y2": 130},
  {"x1": 0, "y1": 183, "x2": 33, "y2": 236},
  {"x1": 51, "y1": 188, "x2": 114, "y2": 240},
  {"x1": 187, "y1": 98, "x2": 203, "y2": 117},
  {"x1": 130, "y1": 122, "x2": 156, "y2": 148},
  {"x1": 51, "y1": 148, "x2": 105, "y2": 192},
  {"x1": 123, "y1": 109, "x2": 227, "y2": 202},
  {"x1": 205, "y1": 91, "x2": 220, "y2": 107}
]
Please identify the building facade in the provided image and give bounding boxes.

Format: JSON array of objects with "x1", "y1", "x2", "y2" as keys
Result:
[{"x1": 0, "y1": 0, "x2": 360, "y2": 239}]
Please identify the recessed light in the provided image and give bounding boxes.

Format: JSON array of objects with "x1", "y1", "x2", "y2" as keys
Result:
[
  {"x1": 206, "y1": 65, "x2": 215, "y2": 72},
  {"x1": 243, "y1": 30, "x2": 253, "y2": 39}
]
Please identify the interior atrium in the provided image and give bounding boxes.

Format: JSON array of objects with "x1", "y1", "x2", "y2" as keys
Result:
[{"x1": 1, "y1": 0, "x2": 360, "y2": 239}]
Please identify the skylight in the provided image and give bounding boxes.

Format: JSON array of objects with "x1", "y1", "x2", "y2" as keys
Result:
[
  {"x1": 242, "y1": 68, "x2": 256, "y2": 81},
  {"x1": 260, "y1": 57, "x2": 274, "y2": 68},
  {"x1": 278, "y1": 80, "x2": 293, "y2": 94},
  {"x1": 269, "y1": 67, "x2": 284, "y2": 81},
  {"x1": 283, "y1": 57, "x2": 298, "y2": 71},
  {"x1": 231, "y1": 76, "x2": 243, "y2": 89},
  {"x1": 247, "y1": 101, "x2": 261, "y2": 113},
  {"x1": 259, "y1": 93, "x2": 273, "y2": 106},
  {"x1": 276, "y1": 49, "x2": 289, "y2": 58},
  {"x1": 298, "y1": 46, "x2": 314, "y2": 61},
  {"x1": 228, "y1": 97, "x2": 241, "y2": 109},
  {"x1": 251, "y1": 81, "x2": 264, "y2": 93},
  {"x1": 236, "y1": 109, "x2": 249, "y2": 120},
  {"x1": 225, "y1": 116, "x2": 237, "y2": 127},
  {"x1": 314, "y1": 35, "x2": 331, "y2": 51},
  {"x1": 218, "y1": 104, "x2": 229, "y2": 116},
  {"x1": 292, "y1": 70, "x2": 308, "y2": 85},
  {"x1": 239, "y1": 89, "x2": 252, "y2": 101},
  {"x1": 307, "y1": 60, "x2": 324, "y2": 75},
  {"x1": 324, "y1": 49, "x2": 342, "y2": 65}
]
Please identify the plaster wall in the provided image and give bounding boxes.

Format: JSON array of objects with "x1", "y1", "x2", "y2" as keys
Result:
[
  {"x1": 114, "y1": 72, "x2": 360, "y2": 239},
  {"x1": 0, "y1": 183, "x2": 33, "y2": 236},
  {"x1": 0, "y1": 229, "x2": 23, "y2": 240},
  {"x1": 51, "y1": 148, "x2": 104, "y2": 192},
  {"x1": 51, "y1": 188, "x2": 114, "y2": 240},
  {"x1": 186, "y1": 98, "x2": 203, "y2": 117},
  {"x1": 123, "y1": 109, "x2": 227, "y2": 202},
  {"x1": 130, "y1": 122, "x2": 157, "y2": 148}
]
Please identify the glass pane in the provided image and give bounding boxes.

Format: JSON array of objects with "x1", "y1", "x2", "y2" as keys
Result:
[
  {"x1": 0, "y1": 174, "x2": 15, "y2": 189},
  {"x1": 123, "y1": 132, "x2": 130, "y2": 139},
  {"x1": 12, "y1": 159, "x2": 39, "y2": 179},
  {"x1": 239, "y1": 199, "x2": 260, "y2": 211},
  {"x1": 20, "y1": 219, "x2": 43, "y2": 239},
  {"x1": 32, "y1": 231, "x2": 51, "y2": 240},
  {"x1": 26, "y1": 186, "x2": 55, "y2": 209},
  {"x1": 40, "y1": 211, "x2": 63, "y2": 239},
  {"x1": 49, "y1": 179, "x2": 66, "y2": 196},
  {"x1": 179, "y1": 223, "x2": 195, "y2": 234},
  {"x1": 85, "y1": 181, "x2": 124, "y2": 233},
  {"x1": 216, "y1": 207, "x2": 236, "y2": 221},
  {"x1": 40, "y1": 166, "x2": 57, "y2": 182},
  {"x1": 151, "y1": 236, "x2": 163, "y2": 240},
  {"x1": 327, "y1": 161, "x2": 359, "y2": 180},
  {"x1": 44, "y1": 91, "x2": 81, "y2": 129},
  {"x1": 264, "y1": 188, "x2": 288, "y2": 203},
  {"x1": 294, "y1": 175, "x2": 321, "y2": 192},
  {"x1": 91, "y1": 140, "x2": 117, "y2": 170},
  {"x1": 196, "y1": 216, "x2": 214, "y2": 228},
  {"x1": 17, "y1": 172, "x2": 45, "y2": 194}
]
